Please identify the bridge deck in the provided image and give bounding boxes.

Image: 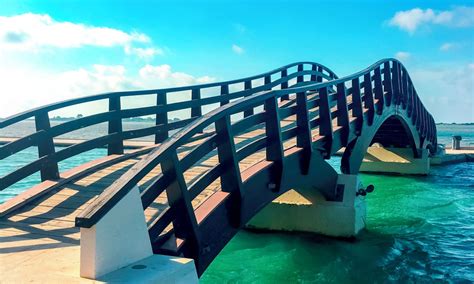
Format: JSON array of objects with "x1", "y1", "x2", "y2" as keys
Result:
[{"x1": 0, "y1": 112, "x2": 307, "y2": 280}]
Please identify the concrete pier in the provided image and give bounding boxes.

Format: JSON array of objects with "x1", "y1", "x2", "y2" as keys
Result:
[
  {"x1": 360, "y1": 147, "x2": 430, "y2": 175},
  {"x1": 247, "y1": 174, "x2": 366, "y2": 238},
  {"x1": 431, "y1": 147, "x2": 474, "y2": 165}
]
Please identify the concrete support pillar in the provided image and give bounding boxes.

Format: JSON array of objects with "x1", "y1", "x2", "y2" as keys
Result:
[
  {"x1": 80, "y1": 186, "x2": 154, "y2": 279},
  {"x1": 360, "y1": 147, "x2": 429, "y2": 175},
  {"x1": 80, "y1": 186, "x2": 199, "y2": 282},
  {"x1": 247, "y1": 174, "x2": 366, "y2": 238}
]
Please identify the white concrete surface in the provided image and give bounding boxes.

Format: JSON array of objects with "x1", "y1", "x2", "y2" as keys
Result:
[
  {"x1": 360, "y1": 147, "x2": 430, "y2": 175},
  {"x1": 80, "y1": 186, "x2": 153, "y2": 279},
  {"x1": 247, "y1": 174, "x2": 366, "y2": 237},
  {"x1": 99, "y1": 254, "x2": 199, "y2": 284}
]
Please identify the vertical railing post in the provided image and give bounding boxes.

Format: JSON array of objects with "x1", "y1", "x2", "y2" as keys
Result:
[
  {"x1": 243, "y1": 80, "x2": 254, "y2": 117},
  {"x1": 215, "y1": 115, "x2": 243, "y2": 225},
  {"x1": 351, "y1": 78, "x2": 363, "y2": 136},
  {"x1": 411, "y1": 91, "x2": 418, "y2": 125},
  {"x1": 35, "y1": 112, "x2": 59, "y2": 181},
  {"x1": 161, "y1": 150, "x2": 200, "y2": 257},
  {"x1": 317, "y1": 66, "x2": 324, "y2": 82},
  {"x1": 297, "y1": 64, "x2": 304, "y2": 84},
  {"x1": 401, "y1": 69, "x2": 408, "y2": 109},
  {"x1": 107, "y1": 96, "x2": 124, "y2": 155},
  {"x1": 281, "y1": 69, "x2": 289, "y2": 101},
  {"x1": 191, "y1": 88, "x2": 202, "y2": 118},
  {"x1": 373, "y1": 67, "x2": 384, "y2": 114},
  {"x1": 215, "y1": 116, "x2": 242, "y2": 195},
  {"x1": 263, "y1": 76, "x2": 271, "y2": 111},
  {"x1": 415, "y1": 96, "x2": 421, "y2": 130},
  {"x1": 220, "y1": 84, "x2": 229, "y2": 107},
  {"x1": 264, "y1": 75, "x2": 271, "y2": 90},
  {"x1": 391, "y1": 62, "x2": 401, "y2": 106},
  {"x1": 296, "y1": 91, "x2": 313, "y2": 173},
  {"x1": 407, "y1": 82, "x2": 414, "y2": 118},
  {"x1": 310, "y1": 64, "x2": 317, "y2": 82},
  {"x1": 421, "y1": 105, "x2": 427, "y2": 138},
  {"x1": 155, "y1": 92, "x2": 168, "y2": 144},
  {"x1": 383, "y1": 62, "x2": 393, "y2": 106},
  {"x1": 363, "y1": 72, "x2": 375, "y2": 125},
  {"x1": 265, "y1": 97, "x2": 285, "y2": 188},
  {"x1": 318, "y1": 86, "x2": 333, "y2": 158},
  {"x1": 336, "y1": 83, "x2": 350, "y2": 146}
]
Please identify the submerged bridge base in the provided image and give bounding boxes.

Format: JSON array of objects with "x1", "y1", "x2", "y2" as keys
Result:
[
  {"x1": 247, "y1": 174, "x2": 366, "y2": 238},
  {"x1": 360, "y1": 147, "x2": 430, "y2": 175}
]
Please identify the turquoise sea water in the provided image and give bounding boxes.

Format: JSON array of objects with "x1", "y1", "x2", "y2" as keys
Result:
[
  {"x1": 0, "y1": 124, "x2": 473, "y2": 282},
  {"x1": 201, "y1": 162, "x2": 474, "y2": 283}
]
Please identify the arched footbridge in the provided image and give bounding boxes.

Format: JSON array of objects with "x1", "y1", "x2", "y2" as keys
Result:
[{"x1": 0, "y1": 59, "x2": 436, "y2": 280}]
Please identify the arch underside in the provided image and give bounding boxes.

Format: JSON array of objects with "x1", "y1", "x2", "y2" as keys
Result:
[
  {"x1": 166, "y1": 146, "x2": 340, "y2": 275},
  {"x1": 341, "y1": 104, "x2": 433, "y2": 175}
]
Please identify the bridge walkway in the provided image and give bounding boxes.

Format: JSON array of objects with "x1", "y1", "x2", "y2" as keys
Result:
[{"x1": 0, "y1": 99, "x2": 315, "y2": 275}]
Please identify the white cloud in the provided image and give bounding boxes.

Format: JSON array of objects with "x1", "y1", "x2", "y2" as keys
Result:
[
  {"x1": 395, "y1": 51, "x2": 411, "y2": 61},
  {"x1": 411, "y1": 63, "x2": 474, "y2": 122},
  {"x1": 0, "y1": 13, "x2": 162, "y2": 59},
  {"x1": 0, "y1": 13, "x2": 148, "y2": 50},
  {"x1": 0, "y1": 64, "x2": 215, "y2": 118},
  {"x1": 439, "y1": 42, "x2": 461, "y2": 52},
  {"x1": 124, "y1": 46, "x2": 164, "y2": 59},
  {"x1": 139, "y1": 64, "x2": 215, "y2": 87},
  {"x1": 232, "y1": 44, "x2": 244, "y2": 54},
  {"x1": 389, "y1": 6, "x2": 474, "y2": 33},
  {"x1": 233, "y1": 23, "x2": 246, "y2": 33}
]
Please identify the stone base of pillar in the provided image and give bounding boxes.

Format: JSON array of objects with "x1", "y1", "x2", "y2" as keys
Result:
[
  {"x1": 246, "y1": 174, "x2": 366, "y2": 238},
  {"x1": 360, "y1": 147, "x2": 429, "y2": 175},
  {"x1": 98, "y1": 254, "x2": 198, "y2": 283}
]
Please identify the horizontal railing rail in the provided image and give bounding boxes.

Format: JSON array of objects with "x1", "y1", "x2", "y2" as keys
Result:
[
  {"x1": 0, "y1": 62, "x2": 338, "y2": 191},
  {"x1": 75, "y1": 57, "x2": 437, "y2": 253}
]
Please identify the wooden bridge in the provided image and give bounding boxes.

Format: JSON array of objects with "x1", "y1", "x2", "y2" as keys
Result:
[{"x1": 0, "y1": 59, "x2": 437, "y2": 281}]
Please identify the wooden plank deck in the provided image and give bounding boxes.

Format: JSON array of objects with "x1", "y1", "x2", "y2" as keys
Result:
[
  {"x1": 0, "y1": 111, "x2": 310, "y2": 281},
  {"x1": 0, "y1": 93, "x2": 349, "y2": 281}
]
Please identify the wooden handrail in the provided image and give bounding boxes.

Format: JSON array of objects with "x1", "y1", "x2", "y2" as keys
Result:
[
  {"x1": 0, "y1": 62, "x2": 337, "y2": 191},
  {"x1": 76, "y1": 58, "x2": 437, "y2": 231}
]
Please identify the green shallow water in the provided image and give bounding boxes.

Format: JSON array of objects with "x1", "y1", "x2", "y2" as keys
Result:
[{"x1": 201, "y1": 162, "x2": 474, "y2": 283}]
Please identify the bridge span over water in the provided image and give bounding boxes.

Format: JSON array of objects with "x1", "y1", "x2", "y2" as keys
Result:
[{"x1": 0, "y1": 59, "x2": 437, "y2": 282}]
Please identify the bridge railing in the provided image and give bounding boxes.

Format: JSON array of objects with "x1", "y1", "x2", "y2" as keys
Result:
[
  {"x1": 0, "y1": 62, "x2": 337, "y2": 191},
  {"x1": 75, "y1": 59, "x2": 437, "y2": 261}
]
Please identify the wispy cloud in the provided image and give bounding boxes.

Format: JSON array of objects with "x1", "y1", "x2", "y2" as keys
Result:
[
  {"x1": 233, "y1": 23, "x2": 246, "y2": 34},
  {"x1": 411, "y1": 63, "x2": 474, "y2": 122},
  {"x1": 388, "y1": 6, "x2": 474, "y2": 34},
  {"x1": 0, "y1": 13, "x2": 162, "y2": 59},
  {"x1": 439, "y1": 42, "x2": 460, "y2": 51},
  {"x1": 395, "y1": 51, "x2": 411, "y2": 61},
  {"x1": 124, "y1": 46, "x2": 164, "y2": 59},
  {"x1": 0, "y1": 63, "x2": 215, "y2": 118},
  {"x1": 232, "y1": 44, "x2": 244, "y2": 54}
]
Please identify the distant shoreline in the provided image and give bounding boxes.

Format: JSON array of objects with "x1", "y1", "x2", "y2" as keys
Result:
[
  {"x1": 436, "y1": 123, "x2": 474, "y2": 126},
  {"x1": 0, "y1": 117, "x2": 472, "y2": 125}
]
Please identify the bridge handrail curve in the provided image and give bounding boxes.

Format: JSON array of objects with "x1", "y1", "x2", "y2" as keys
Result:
[
  {"x1": 0, "y1": 61, "x2": 337, "y2": 191},
  {"x1": 0, "y1": 61, "x2": 337, "y2": 128},
  {"x1": 75, "y1": 58, "x2": 437, "y2": 237}
]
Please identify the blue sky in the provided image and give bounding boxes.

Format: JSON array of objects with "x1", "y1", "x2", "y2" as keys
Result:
[{"x1": 0, "y1": 0, "x2": 473, "y2": 122}]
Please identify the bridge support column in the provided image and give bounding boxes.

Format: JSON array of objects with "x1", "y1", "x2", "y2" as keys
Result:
[
  {"x1": 247, "y1": 174, "x2": 366, "y2": 238},
  {"x1": 79, "y1": 186, "x2": 198, "y2": 282},
  {"x1": 360, "y1": 147, "x2": 430, "y2": 175}
]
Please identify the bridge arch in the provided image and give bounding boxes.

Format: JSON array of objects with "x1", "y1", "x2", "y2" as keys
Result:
[
  {"x1": 71, "y1": 58, "x2": 437, "y2": 277},
  {"x1": 0, "y1": 57, "x2": 438, "y2": 279},
  {"x1": 340, "y1": 111, "x2": 428, "y2": 175}
]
